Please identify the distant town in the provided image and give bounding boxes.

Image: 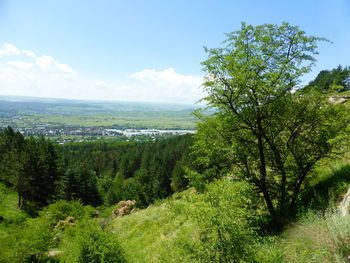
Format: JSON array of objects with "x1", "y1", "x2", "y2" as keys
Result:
[
  {"x1": 1, "y1": 121, "x2": 195, "y2": 144},
  {"x1": 15, "y1": 127, "x2": 194, "y2": 137},
  {"x1": 0, "y1": 97, "x2": 197, "y2": 144}
]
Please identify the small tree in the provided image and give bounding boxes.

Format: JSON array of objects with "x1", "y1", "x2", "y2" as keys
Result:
[
  {"x1": 194, "y1": 22, "x2": 349, "y2": 223},
  {"x1": 105, "y1": 171, "x2": 124, "y2": 205}
]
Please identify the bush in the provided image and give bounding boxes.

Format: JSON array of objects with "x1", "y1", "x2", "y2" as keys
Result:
[
  {"x1": 0, "y1": 212, "x2": 54, "y2": 262},
  {"x1": 41, "y1": 200, "x2": 95, "y2": 225},
  {"x1": 60, "y1": 218, "x2": 126, "y2": 263},
  {"x1": 0, "y1": 200, "x2": 95, "y2": 262},
  {"x1": 190, "y1": 179, "x2": 259, "y2": 263}
]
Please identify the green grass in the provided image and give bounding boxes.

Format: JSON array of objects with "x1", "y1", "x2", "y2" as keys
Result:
[
  {"x1": 255, "y1": 211, "x2": 350, "y2": 263},
  {"x1": 15, "y1": 112, "x2": 195, "y2": 129},
  {"x1": 1, "y1": 159, "x2": 350, "y2": 262},
  {"x1": 299, "y1": 161, "x2": 350, "y2": 212},
  {"x1": 256, "y1": 161, "x2": 350, "y2": 263},
  {"x1": 109, "y1": 162, "x2": 350, "y2": 263},
  {"x1": 111, "y1": 190, "x2": 200, "y2": 263}
]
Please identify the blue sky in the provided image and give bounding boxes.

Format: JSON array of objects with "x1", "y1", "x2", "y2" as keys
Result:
[{"x1": 0, "y1": 0, "x2": 349, "y2": 103}]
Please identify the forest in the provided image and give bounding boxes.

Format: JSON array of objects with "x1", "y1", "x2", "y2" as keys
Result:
[
  {"x1": 0, "y1": 22, "x2": 350, "y2": 263},
  {"x1": 0, "y1": 127, "x2": 194, "y2": 213}
]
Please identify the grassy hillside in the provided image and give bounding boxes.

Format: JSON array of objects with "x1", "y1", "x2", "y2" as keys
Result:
[
  {"x1": 255, "y1": 161, "x2": 350, "y2": 263},
  {"x1": 110, "y1": 161, "x2": 350, "y2": 263},
  {"x1": 111, "y1": 190, "x2": 200, "y2": 263},
  {"x1": 255, "y1": 211, "x2": 350, "y2": 263},
  {"x1": 1, "y1": 162, "x2": 350, "y2": 262},
  {"x1": 1, "y1": 161, "x2": 350, "y2": 263}
]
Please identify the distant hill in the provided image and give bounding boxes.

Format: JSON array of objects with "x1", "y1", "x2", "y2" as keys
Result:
[
  {"x1": 0, "y1": 95, "x2": 199, "y2": 129},
  {"x1": 0, "y1": 95, "x2": 198, "y2": 113}
]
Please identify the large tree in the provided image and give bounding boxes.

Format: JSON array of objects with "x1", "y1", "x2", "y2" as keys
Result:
[{"x1": 194, "y1": 22, "x2": 349, "y2": 223}]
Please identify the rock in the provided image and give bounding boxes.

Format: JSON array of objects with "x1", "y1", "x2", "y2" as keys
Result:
[
  {"x1": 339, "y1": 186, "x2": 350, "y2": 216},
  {"x1": 93, "y1": 210, "x2": 100, "y2": 218},
  {"x1": 329, "y1": 95, "x2": 350, "y2": 105},
  {"x1": 113, "y1": 200, "x2": 136, "y2": 216},
  {"x1": 47, "y1": 250, "x2": 63, "y2": 257},
  {"x1": 66, "y1": 216, "x2": 75, "y2": 223},
  {"x1": 54, "y1": 216, "x2": 76, "y2": 230}
]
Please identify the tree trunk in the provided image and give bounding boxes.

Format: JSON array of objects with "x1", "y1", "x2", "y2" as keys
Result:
[
  {"x1": 265, "y1": 137, "x2": 287, "y2": 215},
  {"x1": 256, "y1": 117, "x2": 275, "y2": 217},
  {"x1": 18, "y1": 193, "x2": 23, "y2": 209}
]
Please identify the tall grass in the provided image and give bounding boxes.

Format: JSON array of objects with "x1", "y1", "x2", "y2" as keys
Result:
[
  {"x1": 299, "y1": 162, "x2": 350, "y2": 212},
  {"x1": 111, "y1": 190, "x2": 200, "y2": 263},
  {"x1": 255, "y1": 210, "x2": 350, "y2": 263}
]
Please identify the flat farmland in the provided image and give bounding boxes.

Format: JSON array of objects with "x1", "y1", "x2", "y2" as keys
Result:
[{"x1": 0, "y1": 96, "x2": 197, "y2": 129}]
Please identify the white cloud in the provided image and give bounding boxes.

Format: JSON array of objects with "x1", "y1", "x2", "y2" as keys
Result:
[
  {"x1": 22, "y1": 49, "x2": 36, "y2": 58},
  {"x1": 36, "y1": 55, "x2": 76, "y2": 74},
  {"x1": 130, "y1": 68, "x2": 204, "y2": 103},
  {"x1": 0, "y1": 43, "x2": 204, "y2": 104},
  {"x1": 0, "y1": 43, "x2": 21, "y2": 57},
  {"x1": 8, "y1": 61, "x2": 35, "y2": 71}
]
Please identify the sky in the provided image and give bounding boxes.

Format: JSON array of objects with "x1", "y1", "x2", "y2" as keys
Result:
[{"x1": 0, "y1": 0, "x2": 349, "y2": 104}]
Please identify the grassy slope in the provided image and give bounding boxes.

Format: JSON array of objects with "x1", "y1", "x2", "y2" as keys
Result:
[
  {"x1": 111, "y1": 190, "x2": 200, "y2": 263},
  {"x1": 255, "y1": 211, "x2": 350, "y2": 263},
  {"x1": 0, "y1": 163, "x2": 349, "y2": 263},
  {"x1": 110, "y1": 162, "x2": 350, "y2": 263},
  {"x1": 255, "y1": 160, "x2": 350, "y2": 263}
]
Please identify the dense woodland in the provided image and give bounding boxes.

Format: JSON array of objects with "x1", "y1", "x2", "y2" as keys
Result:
[
  {"x1": 1, "y1": 22, "x2": 350, "y2": 263},
  {"x1": 0, "y1": 128, "x2": 194, "y2": 213}
]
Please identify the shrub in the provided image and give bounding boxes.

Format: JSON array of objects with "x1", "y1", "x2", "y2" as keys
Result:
[
  {"x1": 190, "y1": 179, "x2": 259, "y2": 263},
  {"x1": 0, "y1": 200, "x2": 95, "y2": 262},
  {"x1": 41, "y1": 200, "x2": 94, "y2": 225},
  {"x1": 60, "y1": 218, "x2": 126, "y2": 263}
]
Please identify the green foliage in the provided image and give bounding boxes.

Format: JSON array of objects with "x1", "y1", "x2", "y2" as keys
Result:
[
  {"x1": 304, "y1": 65, "x2": 350, "y2": 93},
  {"x1": 170, "y1": 161, "x2": 189, "y2": 192},
  {"x1": 193, "y1": 22, "x2": 349, "y2": 224},
  {"x1": 60, "y1": 218, "x2": 126, "y2": 263},
  {"x1": 255, "y1": 210, "x2": 350, "y2": 263},
  {"x1": 2, "y1": 132, "x2": 194, "y2": 211},
  {"x1": 299, "y1": 163, "x2": 350, "y2": 212},
  {"x1": 97, "y1": 171, "x2": 114, "y2": 204},
  {"x1": 41, "y1": 200, "x2": 94, "y2": 224},
  {"x1": 110, "y1": 181, "x2": 259, "y2": 263},
  {"x1": 105, "y1": 172, "x2": 124, "y2": 205},
  {"x1": 0, "y1": 200, "x2": 94, "y2": 262},
  {"x1": 0, "y1": 127, "x2": 60, "y2": 213},
  {"x1": 0, "y1": 183, "x2": 28, "y2": 228},
  {"x1": 58, "y1": 165, "x2": 101, "y2": 206},
  {"x1": 22, "y1": 136, "x2": 60, "y2": 212},
  {"x1": 111, "y1": 188, "x2": 200, "y2": 263},
  {"x1": 190, "y1": 179, "x2": 259, "y2": 263},
  {"x1": 58, "y1": 135, "x2": 194, "y2": 208}
]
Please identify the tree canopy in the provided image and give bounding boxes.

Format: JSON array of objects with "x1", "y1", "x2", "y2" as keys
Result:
[{"x1": 193, "y1": 22, "x2": 349, "y2": 224}]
